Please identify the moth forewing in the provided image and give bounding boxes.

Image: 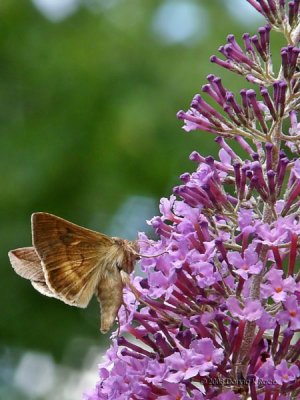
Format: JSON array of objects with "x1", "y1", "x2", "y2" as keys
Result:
[{"x1": 31, "y1": 212, "x2": 114, "y2": 308}]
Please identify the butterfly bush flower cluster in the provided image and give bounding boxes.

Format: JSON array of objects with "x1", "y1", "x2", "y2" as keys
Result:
[{"x1": 85, "y1": 1, "x2": 300, "y2": 399}]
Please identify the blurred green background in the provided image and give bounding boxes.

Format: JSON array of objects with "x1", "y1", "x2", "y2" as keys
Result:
[{"x1": 0, "y1": 0, "x2": 268, "y2": 398}]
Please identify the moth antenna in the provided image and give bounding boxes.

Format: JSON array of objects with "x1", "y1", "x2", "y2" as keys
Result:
[
  {"x1": 131, "y1": 246, "x2": 168, "y2": 259},
  {"x1": 136, "y1": 250, "x2": 168, "y2": 258},
  {"x1": 137, "y1": 239, "x2": 162, "y2": 246},
  {"x1": 135, "y1": 239, "x2": 169, "y2": 258}
]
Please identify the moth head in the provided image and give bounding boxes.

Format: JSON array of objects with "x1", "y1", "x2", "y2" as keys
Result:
[{"x1": 111, "y1": 239, "x2": 139, "y2": 275}]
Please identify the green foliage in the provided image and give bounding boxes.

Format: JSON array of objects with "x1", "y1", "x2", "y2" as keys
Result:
[{"x1": 0, "y1": 0, "x2": 270, "y2": 367}]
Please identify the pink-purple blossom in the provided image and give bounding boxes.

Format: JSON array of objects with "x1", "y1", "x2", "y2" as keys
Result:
[
  {"x1": 227, "y1": 246, "x2": 263, "y2": 279},
  {"x1": 261, "y1": 269, "x2": 297, "y2": 302},
  {"x1": 278, "y1": 295, "x2": 300, "y2": 330},
  {"x1": 274, "y1": 360, "x2": 300, "y2": 385}
]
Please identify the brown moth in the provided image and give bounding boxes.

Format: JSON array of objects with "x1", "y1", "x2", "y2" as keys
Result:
[{"x1": 8, "y1": 212, "x2": 139, "y2": 333}]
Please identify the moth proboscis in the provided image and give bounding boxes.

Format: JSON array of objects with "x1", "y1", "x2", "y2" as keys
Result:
[{"x1": 8, "y1": 212, "x2": 140, "y2": 333}]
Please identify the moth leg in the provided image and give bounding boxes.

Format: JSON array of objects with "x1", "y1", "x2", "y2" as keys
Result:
[
  {"x1": 119, "y1": 270, "x2": 138, "y2": 321},
  {"x1": 116, "y1": 314, "x2": 121, "y2": 337},
  {"x1": 96, "y1": 270, "x2": 123, "y2": 334},
  {"x1": 121, "y1": 298, "x2": 130, "y2": 324},
  {"x1": 120, "y1": 270, "x2": 141, "y2": 301}
]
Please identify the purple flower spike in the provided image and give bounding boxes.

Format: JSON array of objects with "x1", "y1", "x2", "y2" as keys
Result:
[{"x1": 86, "y1": 2, "x2": 300, "y2": 399}]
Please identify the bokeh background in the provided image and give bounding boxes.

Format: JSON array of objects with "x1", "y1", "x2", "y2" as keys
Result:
[{"x1": 0, "y1": 1, "x2": 270, "y2": 398}]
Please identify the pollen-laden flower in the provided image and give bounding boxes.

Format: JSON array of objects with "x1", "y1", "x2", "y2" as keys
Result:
[{"x1": 85, "y1": 2, "x2": 300, "y2": 399}]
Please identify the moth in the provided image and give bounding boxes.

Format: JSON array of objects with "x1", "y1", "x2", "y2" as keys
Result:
[{"x1": 8, "y1": 212, "x2": 139, "y2": 333}]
